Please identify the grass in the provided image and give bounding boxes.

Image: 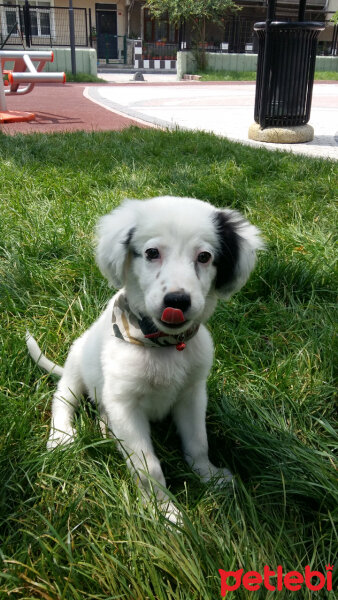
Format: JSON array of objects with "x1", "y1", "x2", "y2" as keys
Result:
[
  {"x1": 62, "y1": 70, "x2": 338, "y2": 84},
  {"x1": 0, "y1": 128, "x2": 337, "y2": 599},
  {"x1": 314, "y1": 70, "x2": 338, "y2": 80},
  {"x1": 197, "y1": 69, "x2": 338, "y2": 81},
  {"x1": 65, "y1": 71, "x2": 107, "y2": 83},
  {"x1": 197, "y1": 70, "x2": 257, "y2": 81}
]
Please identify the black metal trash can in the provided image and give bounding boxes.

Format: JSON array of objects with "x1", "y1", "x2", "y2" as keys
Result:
[{"x1": 254, "y1": 21, "x2": 324, "y2": 128}]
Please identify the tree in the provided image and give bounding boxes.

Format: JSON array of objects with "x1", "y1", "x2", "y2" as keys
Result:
[
  {"x1": 145, "y1": 0, "x2": 238, "y2": 68},
  {"x1": 331, "y1": 11, "x2": 338, "y2": 25}
]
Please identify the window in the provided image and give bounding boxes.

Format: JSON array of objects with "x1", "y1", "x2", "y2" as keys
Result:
[
  {"x1": 3, "y1": 1, "x2": 18, "y2": 36},
  {"x1": 30, "y1": 2, "x2": 51, "y2": 37},
  {"x1": 144, "y1": 9, "x2": 177, "y2": 43},
  {"x1": 2, "y1": 0, "x2": 52, "y2": 38}
]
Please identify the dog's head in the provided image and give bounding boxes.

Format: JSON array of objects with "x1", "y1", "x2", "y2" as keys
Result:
[{"x1": 96, "y1": 196, "x2": 263, "y2": 335}]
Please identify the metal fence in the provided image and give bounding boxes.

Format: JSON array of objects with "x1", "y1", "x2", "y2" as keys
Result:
[
  {"x1": 223, "y1": 16, "x2": 256, "y2": 53},
  {"x1": 0, "y1": 4, "x2": 89, "y2": 48},
  {"x1": 178, "y1": 8, "x2": 337, "y2": 56},
  {"x1": 317, "y1": 20, "x2": 337, "y2": 56},
  {"x1": 93, "y1": 35, "x2": 127, "y2": 62},
  {"x1": 177, "y1": 15, "x2": 257, "y2": 55},
  {"x1": 142, "y1": 41, "x2": 177, "y2": 60}
]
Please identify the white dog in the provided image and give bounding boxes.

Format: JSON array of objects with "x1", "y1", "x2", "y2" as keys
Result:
[{"x1": 27, "y1": 196, "x2": 262, "y2": 523}]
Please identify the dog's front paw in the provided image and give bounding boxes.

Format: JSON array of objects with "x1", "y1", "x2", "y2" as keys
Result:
[
  {"x1": 47, "y1": 427, "x2": 75, "y2": 451},
  {"x1": 160, "y1": 500, "x2": 183, "y2": 526},
  {"x1": 209, "y1": 466, "x2": 234, "y2": 487},
  {"x1": 199, "y1": 463, "x2": 234, "y2": 487},
  {"x1": 140, "y1": 489, "x2": 183, "y2": 527}
]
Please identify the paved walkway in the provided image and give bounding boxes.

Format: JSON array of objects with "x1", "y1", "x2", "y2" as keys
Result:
[{"x1": 87, "y1": 79, "x2": 338, "y2": 160}]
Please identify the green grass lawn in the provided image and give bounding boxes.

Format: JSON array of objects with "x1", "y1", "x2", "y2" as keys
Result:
[
  {"x1": 0, "y1": 128, "x2": 337, "y2": 599},
  {"x1": 65, "y1": 71, "x2": 107, "y2": 83},
  {"x1": 63, "y1": 70, "x2": 338, "y2": 84},
  {"x1": 197, "y1": 70, "x2": 338, "y2": 81}
]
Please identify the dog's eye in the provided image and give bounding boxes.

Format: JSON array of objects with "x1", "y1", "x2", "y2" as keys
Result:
[
  {"x1": 145, "y1": 248, "x2": 160, "y2": 261},
  {"x1": 197, "y1": 251, "x2": 211, "y2": 264}
]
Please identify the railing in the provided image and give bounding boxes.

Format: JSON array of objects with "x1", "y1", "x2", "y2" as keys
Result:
[
  {"x1": 142, "y1": 42, "x2": 177, "y2": 60},
  {"x1": 177, "y1": 17, "x2": 257, "y2": 55},
  {"x1": 93, "y1": 35, "x2": 128, "y2": 63},
  {"x1": 179, "y1": 12, "x2": 337, "y2": 57},
  {"x1": 317, "y1": 20, "x2": 337, "y2": 56},
  {"x1": 180, "y1": 41, "x2": 255, "y2": 54}
]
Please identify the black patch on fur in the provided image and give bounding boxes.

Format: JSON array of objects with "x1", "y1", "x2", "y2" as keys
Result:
[
  {"x1": 138, "y1": 316, "x2": 159, "y2": 336},
  {"x1": 113, "y1": 324, "x2": 124, "y2": 340},
  {"x1": 123, "y1": 227, "x2": 140, "y2": 258},
  {"x1": 212, "y1": 212, "x2": 241, "y2": 289},
  {"x1": 123, "y1": 227, "x2": 135, "y2": 248}
]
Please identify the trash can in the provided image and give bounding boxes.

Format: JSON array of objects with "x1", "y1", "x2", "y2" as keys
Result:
[{"x1": 253, "y1": 1, "x2": 324, "y2": 129}]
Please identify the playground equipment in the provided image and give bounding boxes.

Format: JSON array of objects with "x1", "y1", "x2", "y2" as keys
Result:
[{"x1": 0, "y1": 50, "x2": 66, "y2": 123}]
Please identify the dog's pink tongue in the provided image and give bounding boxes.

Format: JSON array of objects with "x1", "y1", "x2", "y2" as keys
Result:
[{"x1": 161, "y1": 307, "x2": 185, "y2": 324}]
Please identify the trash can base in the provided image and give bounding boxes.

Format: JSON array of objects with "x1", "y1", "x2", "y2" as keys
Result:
[{"x1": 248, "y1": 122, "x2": 314, "y2": 144}]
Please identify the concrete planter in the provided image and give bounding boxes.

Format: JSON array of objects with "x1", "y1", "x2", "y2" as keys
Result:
[
  {"x1": 33, "y1": 47, "x2": 97, "y2": 76},
  {"x1": 177, "y1": 50, "x2": 338, "y2": 79}
]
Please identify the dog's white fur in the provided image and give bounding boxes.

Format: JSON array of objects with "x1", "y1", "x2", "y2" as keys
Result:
[{"x1": 27, "y1": 196, "x2": 263, "y2": 523}]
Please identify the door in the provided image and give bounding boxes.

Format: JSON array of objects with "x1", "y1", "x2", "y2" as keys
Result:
[{"x1": 96, "y1": 4, "x2": 117, "y2": 60}]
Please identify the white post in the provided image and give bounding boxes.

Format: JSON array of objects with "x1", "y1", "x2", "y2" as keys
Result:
[{"x1": 0, "y1": 69, "x2": 8, "y2": 111}]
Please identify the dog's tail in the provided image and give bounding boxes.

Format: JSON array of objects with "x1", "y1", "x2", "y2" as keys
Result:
[{"x1": 26, "y1": 331, "x2": 64, "y2": 377}]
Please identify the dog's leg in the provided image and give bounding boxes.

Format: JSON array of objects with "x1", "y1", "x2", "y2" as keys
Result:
[
  {"x1": 99, "y1": 410, "x2": 111, "y2": 438},
  {"x1": 47, "y1": 378, "x2": 83, "y2": 450},
  {"x1": 173, "y1": 380, "x2": 233, "y2": 486},
  {"x1": 103, "y1": 396, "x2": 181, "y2": 524},
  {"x1": 47, "y1": 345, "x2": 84, "y2": 450}
]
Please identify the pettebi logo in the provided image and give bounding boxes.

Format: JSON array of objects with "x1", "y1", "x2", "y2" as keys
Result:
[{"x1": 219, "y1": 564, "x2": 334, "y2": 596}]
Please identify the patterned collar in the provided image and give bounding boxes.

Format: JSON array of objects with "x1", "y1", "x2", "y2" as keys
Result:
[{"x1": 111, "y1": 290, "x2": 199, "y2": 351}]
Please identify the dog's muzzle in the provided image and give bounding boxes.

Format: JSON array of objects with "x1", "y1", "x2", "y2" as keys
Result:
[
  {"x1": 111, "y1": 290, "x2": 199, "y2": 351},
  {"x1": 161, "y1": 292, "x2": 191, "y2": 325}
]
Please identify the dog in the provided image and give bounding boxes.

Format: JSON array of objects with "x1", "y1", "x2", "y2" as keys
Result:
[{"x1": 27, "y1": 196, "x2": 263, "y2": 523}]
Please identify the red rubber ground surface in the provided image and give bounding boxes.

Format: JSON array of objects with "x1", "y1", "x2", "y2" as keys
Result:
[{"x1": 0, "y1": 83, "x2": 147, "y2": 135}]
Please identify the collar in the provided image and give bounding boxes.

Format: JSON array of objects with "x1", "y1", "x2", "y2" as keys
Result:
[{"x1": 111, "y1": 290, "x2": 199, "y2": 351}]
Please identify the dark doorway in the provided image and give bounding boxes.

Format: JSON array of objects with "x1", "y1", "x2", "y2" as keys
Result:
[{"x1": 96, "y1": 4, "x2": 118, "y2": 60}]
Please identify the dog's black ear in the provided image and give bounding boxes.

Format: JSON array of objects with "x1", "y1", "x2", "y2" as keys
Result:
[
  {"x1": 212, "y1": 209, "x2": 263, "y2": 298},
  {"x1": 96, "y1": 200, "x2": 139, "y2": 288}
]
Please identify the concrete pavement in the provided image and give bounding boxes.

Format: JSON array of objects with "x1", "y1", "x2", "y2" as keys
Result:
[{"x1": 87, "y1": 77, "x2": 338, "y2": 160}]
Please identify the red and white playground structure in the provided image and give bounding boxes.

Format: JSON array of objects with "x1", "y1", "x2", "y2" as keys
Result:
[{"x1": 0, "y1": 50, "x2": 66, "y2": 123}]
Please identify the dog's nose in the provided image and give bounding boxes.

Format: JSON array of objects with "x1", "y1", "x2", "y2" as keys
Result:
[{"x1": 163, "y1": 292, "x2": 191, "y2": 313}]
